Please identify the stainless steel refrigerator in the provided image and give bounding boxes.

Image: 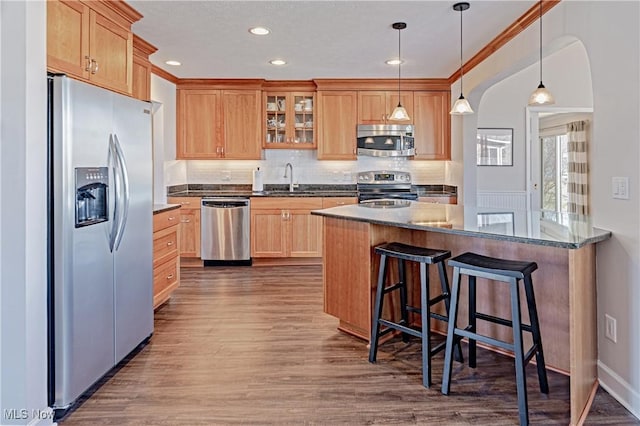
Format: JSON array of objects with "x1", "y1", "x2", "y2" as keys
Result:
[{"x1": 47, "y1": 75, "x2": 153, "y2": 415}]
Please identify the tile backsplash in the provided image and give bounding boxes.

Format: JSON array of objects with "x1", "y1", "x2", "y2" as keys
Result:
[{"x1": 164, "y1": 150, "x2": 447, "y2": 186}]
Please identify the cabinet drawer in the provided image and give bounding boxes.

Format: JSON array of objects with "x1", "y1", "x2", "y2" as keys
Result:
[
  {"x1": 322, "y1": 197, "x2": 358, "y2": 208},
  {"x1": 153, "y1": 256, "x2": 179, "y2": 305},
  {"x1": 250, "y1": 197, "x2": 323, "y2": 210},
  {"x1": 153, "y1": 208, "x2": 180, "y2": 232},
  {"x1": 153, "y1": 226, "x2": 179, "y2": 268},
  {"x1": 167, "y1": 196, "x2": 201, "y2": 210}
]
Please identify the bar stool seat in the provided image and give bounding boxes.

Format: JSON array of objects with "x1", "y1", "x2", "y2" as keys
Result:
[
  {"x1": 441, "y1": 252, "x2": 549, "y2": 426},
  {"x1": 369, "y1": 242, "x2": 463, "y2": 388}
]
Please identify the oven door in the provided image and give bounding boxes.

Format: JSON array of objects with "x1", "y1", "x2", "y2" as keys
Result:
[{"x1": 358, "y1": 191, "x2": 418, "y2": 202}]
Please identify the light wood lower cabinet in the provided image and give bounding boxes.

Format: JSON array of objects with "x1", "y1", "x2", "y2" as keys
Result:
[
  {"x1": 167, "y1": 197, "x2": 202, "y2": 260},
  {"x1": 321, "y1": 197, "x2": 358, "y2": 208},
  {"x1": 250, "y1": 197, "x2": 323, "y2": 258},
  {"x1": 152, "y1": 207, "x2": 180, "y2": 309}
]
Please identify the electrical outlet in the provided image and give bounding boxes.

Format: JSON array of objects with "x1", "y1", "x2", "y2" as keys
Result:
[{"x1": 605, "y1": 314, "x2": 617, "y2": 343}]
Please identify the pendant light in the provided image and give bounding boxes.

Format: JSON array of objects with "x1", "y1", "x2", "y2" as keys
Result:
[
  {"x1": 389, "y1": 22, "x2": 410, "y2": 121},
  {"x1": 450, "y1": 2, "x2": 473, "y2": 115},
  {"x1": 528, "y1": 0, "x2": 555, "y2": 105}
]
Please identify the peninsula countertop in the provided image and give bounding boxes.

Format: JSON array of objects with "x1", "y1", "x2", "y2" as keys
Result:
[{"x1": 311, "y1": 201, "x2": 611, "y2": 249}]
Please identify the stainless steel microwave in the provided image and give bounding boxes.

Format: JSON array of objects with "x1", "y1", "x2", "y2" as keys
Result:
[{"x1": 356, "y1": 124, "x2": 415, "y2": 157}]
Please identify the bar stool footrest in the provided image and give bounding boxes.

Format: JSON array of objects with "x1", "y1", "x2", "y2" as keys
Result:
[
  {"x1": 382, "y1": 282, "x2": 405, "y2": 295},
  {"x1": 378, "y1": 319, "x2": 423, "y2": 339},
  {"x1": 430, "y1": 312, "x2": 449, "y2": 323},
  {"x1": 428, "y1": 293, "x2": 448, "y2": 306},
  {"x1": 455, "y1": 328, "x2": 515, "y2": 352},
  {"x1": 475, "y1": 312, "x2": 533, "y2": 333}
]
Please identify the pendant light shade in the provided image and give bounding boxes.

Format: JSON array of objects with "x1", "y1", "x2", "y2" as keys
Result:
[
  {"x1": 451, "y1": 94, "x2": 474, "y2": 115},
  {"x1": 450, "y1": 2, "x2": 473, "y2": 115},
  {"x1": 389, "y1": 22, "x2": 410, "y2": 121},
  {"x1": 528, "y1": 1, "x2": 555, "y2": 106}
]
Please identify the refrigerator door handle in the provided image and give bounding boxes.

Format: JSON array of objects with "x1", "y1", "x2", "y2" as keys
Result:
[
  {"x1": 108, "y1": 135, "x2": 120, "y2": 253},
  {"x1": 112, "y1": 134, "x2": 130, "y2": 251}
]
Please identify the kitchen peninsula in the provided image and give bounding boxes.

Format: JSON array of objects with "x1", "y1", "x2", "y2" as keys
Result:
[{"x1": 312, "y1": 201, "x2": 610, "y2": 425}]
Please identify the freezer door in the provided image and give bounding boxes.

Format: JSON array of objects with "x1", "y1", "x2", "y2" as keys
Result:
[
  {"x1": 50, "y1": 76, "x2": 115, "y2": 408},
  {"x1": 111, "y1": 93, "x2": 154, "y2": 362}
]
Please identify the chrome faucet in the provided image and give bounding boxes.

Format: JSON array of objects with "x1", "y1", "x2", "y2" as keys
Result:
[{"x1": 284, "y1": 163, "x2": 294, "y2": 192}]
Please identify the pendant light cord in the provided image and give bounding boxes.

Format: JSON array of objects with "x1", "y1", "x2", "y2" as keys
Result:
[
  {"x1": 539, "y1": 0, "x2": 543, "y2": 84},
  {"x1": 459, "y1": 6, "x2": 464, "y2": 95},
  {"x1": 398, "y1": 26, "x2": 401, "y2": 100}
]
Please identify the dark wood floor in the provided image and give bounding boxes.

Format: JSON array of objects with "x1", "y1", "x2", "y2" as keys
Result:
[{"x1": 61, "y1": 265, "x2": 638, "y2": 425}]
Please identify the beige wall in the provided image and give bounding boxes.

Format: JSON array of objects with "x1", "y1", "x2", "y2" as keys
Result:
[{"x1": 451, "y1": 1, "x2": 640, "y2": 417}]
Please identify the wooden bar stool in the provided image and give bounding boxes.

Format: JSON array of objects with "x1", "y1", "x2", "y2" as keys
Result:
[
  {"x1": 441, "y1": 252, "x2": 549, "y2": 426},
  {"x1": 369, "y1": 242, "x2": 463, "y2": 388}
]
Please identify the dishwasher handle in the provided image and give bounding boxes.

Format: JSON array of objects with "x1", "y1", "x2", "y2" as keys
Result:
[{"x1": 202, "y1": 199, "x2": 249, "y2": 209}]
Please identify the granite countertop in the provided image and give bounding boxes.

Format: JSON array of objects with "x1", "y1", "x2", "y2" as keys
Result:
[
  {"x1": 311, "y1": 201, "x2": 611, "y2": 249},
  {"x1": 166, "y1": 184, "x2": 457, "y2": 199},
  {"x1": 153, "y1": 203, "x2": 181, "y2": 214},
  {"x1": 167, "y1": 183, "x2": 358, "y2": 198}
]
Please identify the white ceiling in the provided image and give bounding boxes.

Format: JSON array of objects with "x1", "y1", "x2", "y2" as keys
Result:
[{"x1": 129, "y1": 1, "x2": 535, "y2": 80}]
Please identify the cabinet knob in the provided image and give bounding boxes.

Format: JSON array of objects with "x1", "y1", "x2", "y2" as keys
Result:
[
  {"x1": 181, "y1": 201, "x2": 191, "y2": 205},
  {"x1": 167, "y1": 241, "x2": 174, "y2": 246},
  {"x1": 85, "y1": 56, "x2": 92, "y2": 72},
  {"x1": 168, "y1": 216, "x2": 175, "y2": 221},
  {"x1": 90, "y1": 59, "x2": 98, "y2": 74},
  {"x1": 181, "y1": 219, "x2": 191, "y2": 223},
  {"x1": 166, "y1": 274, "x2": 174, "y2": 280}
]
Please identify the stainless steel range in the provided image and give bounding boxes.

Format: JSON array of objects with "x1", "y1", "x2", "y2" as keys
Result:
[{"x1": 357, "y1": 170, "x2": 417, "y2": 202}]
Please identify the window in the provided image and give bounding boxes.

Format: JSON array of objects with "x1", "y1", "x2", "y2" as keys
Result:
[{"x1": 541, "y1": 134, "x2": 569, "y2": 212}]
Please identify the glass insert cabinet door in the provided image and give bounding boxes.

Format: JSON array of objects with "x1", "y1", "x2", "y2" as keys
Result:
[{"x1": 264, "y1": 92, "x2": 315, "y2": 149}]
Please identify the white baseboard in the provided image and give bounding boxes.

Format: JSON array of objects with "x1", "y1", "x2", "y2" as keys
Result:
[{"x1": 598, "y1": 361, "x2": 640, "y2": 420}]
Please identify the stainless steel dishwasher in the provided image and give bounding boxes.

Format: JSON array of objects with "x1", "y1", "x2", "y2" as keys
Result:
[{"x1": 201, "y1": 198, "x2": 251, "y2": 265}]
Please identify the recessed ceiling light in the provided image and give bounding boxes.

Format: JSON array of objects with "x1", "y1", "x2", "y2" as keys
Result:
[
  {"x1": 269, "y1": 59, "x2": 286, "y2": 66},
  {"x1": 249, "y1": 27, "x2": 270, "y2": 35},
  {"x1": 385, "y1": 59, "x2": 403, "y2": 65},
  {"x1": 165, "y1": 60, "x2": 181, "y2": 66}
]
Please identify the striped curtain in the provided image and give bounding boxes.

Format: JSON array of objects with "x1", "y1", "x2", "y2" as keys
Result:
[{"x1": 566, "y1": 120, "x2": 589, "y2": 215}]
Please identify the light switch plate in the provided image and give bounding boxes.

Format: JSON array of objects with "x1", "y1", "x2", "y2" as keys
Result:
[{"x1": 612, "y1": 176, "x2": 629, "y2": 199}]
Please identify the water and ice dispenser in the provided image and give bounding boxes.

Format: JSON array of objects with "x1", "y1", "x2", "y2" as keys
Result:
[{"x1": 75, "y1": 167, "x2": 108, "y2": 228}]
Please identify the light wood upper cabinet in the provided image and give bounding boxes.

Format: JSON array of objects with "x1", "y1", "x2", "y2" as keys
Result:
[
  {"x1": 223, "y1": 90, "x2": 262, "y2": 159},
  {"x1": 177, "y1": 88, "x2": 262, "y2": 159},
  {"x1": 263, "y1": 92, "x2": 316, "y2": 149},
  {"x1": 132, "y1": 55, "x2": 150, "y2": 100},
  {"x1": 413, "y1": 91, "x2": 451, "y2": 160},
  {"x1": 47, "y1": 0, "x2": 90, "y2": 79},
  {"x1": 88, "y1": 11, "x2": 132, "y2": 94},
  {"x1": 131, "y1": 35, "x2": 157, "y2": 101},
  {"x1": 177, "y1": 90, "x2": 223, "y2": 159},
  {"x1": 47, "y1": 0, "x2": 139, "y2": 96},
  {"x1": 317, "y1": 91, "x2": 358, "y2": 160},
  {"x1": 358, "y1": 91, "x2": 414, "y2": 124}
]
